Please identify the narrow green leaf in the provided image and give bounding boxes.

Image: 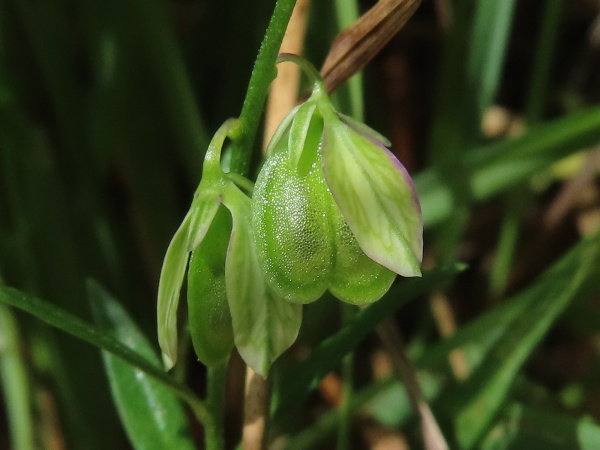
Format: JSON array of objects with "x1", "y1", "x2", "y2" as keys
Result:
[
  {"x1": 467, "y1": 0, "x2": 517, "y2": 120},
  {"x1": 224, "y1": 183, "x2": 302, "y2": 376},
  {"x1": 273, "y1": 265, "x2": 462, "y2": 416},
  {"x1": 323, "y1": 120, "x2": 422, "y2": 277},
  {"x1": 480, "y1": 403, "x2": 600, "y2": 450},
  {"x1": 88, "y1": 282, "x2": 195, "y2": 450},
  {"x1": 442, "y1": 230, "x2": 600, "y2": 449},
  {"x1": 0, "y1": 304, "x2": 35, "y2": 450},
  {"x1": 417, "y1": 104, "x2": 600, "y2": 228},
  {"x1": 0, "y1": 284, "x2": 211, "y2": 426}
]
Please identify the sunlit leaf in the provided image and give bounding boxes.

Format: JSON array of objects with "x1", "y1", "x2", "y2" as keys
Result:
[{"x1": 88, "y1": 282, "x2": 195, "y2": 450}]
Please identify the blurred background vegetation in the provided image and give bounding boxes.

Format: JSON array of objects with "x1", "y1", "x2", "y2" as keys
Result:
[{"x1": 2, "y1": 0, "x2": 600, "y2": 449}]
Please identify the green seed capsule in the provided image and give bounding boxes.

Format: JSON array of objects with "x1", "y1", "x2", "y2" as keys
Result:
[
  {"x1": 252, "y1": 149, "x2": 333, "y2": 303},
  {"x1": 187, "y1": 206, "x2": 234, "y2": 366},
  {"x1": 329, "y1": 209, "x2": 396, "y2": 305},
  {"x1": 253, "y1": 115, "x2": 396, "y2": 304}
]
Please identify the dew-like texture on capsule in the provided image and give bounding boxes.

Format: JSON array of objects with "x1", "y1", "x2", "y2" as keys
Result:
[
  {"x1": 329, "y1": 208, "x2": 396, "y2": 305},
  {"x1": 252, "y1": 151, "x2": 333, "y2": 303},
  {"x1": 187, "y1": 206, "x2": 234, "y2": 366}
]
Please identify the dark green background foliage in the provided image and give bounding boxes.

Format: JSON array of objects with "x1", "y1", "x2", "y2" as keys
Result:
[{"x1": 2, "y1": 0, "x2": 600, "y2": 449}]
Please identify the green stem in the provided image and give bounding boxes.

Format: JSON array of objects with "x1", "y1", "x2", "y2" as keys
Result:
[
  {"x1": 337, "y1": 304, "x2": 355, "y2": 450},
  {"x1": 277, "y1": 53, "x2": 324, "y2": 90},
  {"x1": 525, "y1": 0, "x2": 566, "y2": 124},
  {"x1": 0, "y1": 305, "x2": 35, "y2": 450},
  {"x1": 333, "y1": 0, "x2": 364, "y2": 120},
  {"x1": 228, "y1": 0, "x2": 299, "y2": 177},
  {"x1": 205, "y1": 360, "x2": 229, "y2": 450},
  {"x1": 203, "y1": 119, "x2": 241, "y2": 174},
  {"x1": 275, "y1": 53, "x2": 338, "y2": 123}
]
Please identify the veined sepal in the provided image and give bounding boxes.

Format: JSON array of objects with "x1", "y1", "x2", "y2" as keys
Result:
[
  {"x1": 157, "y1": 119, "x2": 239, "y2": 369},
  {"x1": 222, "y1": 182, "x2": 302, "y2": 376},
  {"x1": 322, "y1": 119, "x2": 423, "y2": 277}
]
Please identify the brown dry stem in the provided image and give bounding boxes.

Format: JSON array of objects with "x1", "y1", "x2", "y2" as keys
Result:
[{"x1": 376, "y1": 319, "x2": 449, "y2": 450}]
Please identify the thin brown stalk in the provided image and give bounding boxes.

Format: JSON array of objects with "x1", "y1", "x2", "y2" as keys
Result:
[
  {"x1": 429, "y1": 290, "x2": 469, "y2": 380},
  {"x1": 376, "y1": 319, "x2": 449, "y2": 450},
  {"x1": 242, "y1": 368, "x2": 270, "y2": 450}
]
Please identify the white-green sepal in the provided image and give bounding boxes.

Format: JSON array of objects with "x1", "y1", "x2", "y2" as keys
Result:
[
  {"x1": 266, "y1": 104, "x2": 302, "y2": 158},
  {"x1": 288, "y1": 101, "x2": 317, "y2": 170},
  {"x1": 157, "y1": 190, "x2": 221, "y2": 369},
  {"x1": 223, "y1": 184, "x2": 302, "y2": 376},
  {"x1": 323, "y1": 121, "x2": 423, "y2": 277},
  {"x1": 336, "y1": 112, "x2": 392, "y2": 147}
]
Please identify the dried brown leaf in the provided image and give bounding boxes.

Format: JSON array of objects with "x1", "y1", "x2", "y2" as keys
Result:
[{"x1": 320, "y1": 0, "x2": 423, "y2": 93}]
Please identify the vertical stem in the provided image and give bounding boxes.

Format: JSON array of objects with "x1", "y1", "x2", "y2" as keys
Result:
[
  {"x1": 0, "y1": 305, "x2": 35, "y2": 450},
  {"x1": 263, "y1": 0, "x2": 311, "y2": 148},
  {"x1": 205, "y1": 360, "x2": 229, "y2": 450},
  {"x1": 376, "y1": 319, "x2": 448, "y2": 450},
  {"x1": 525, "y1": 0, "x2": 566, "y2": 124},
  {"x1": 337, "y1": 304, "x2": 355, "y2": 450},
  {"x1": 332, "y1": 0, "x2": 364, "y2": 120},
  {"x1": 229, "y1": 0, "x2": 299, "y2": 177},
  {"x1": 243, "y1": 368, "x2": 270, "y2": 450}
]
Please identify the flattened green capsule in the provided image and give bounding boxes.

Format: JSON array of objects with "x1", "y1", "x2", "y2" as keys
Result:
[
  {"x1": 187, "y1": 205, "x2": 234, "y2": 366},
  {"x1": 329, "y1": 208, "x2": 395, "y2": 305},
  {"x1": 252, "y1": 150, "x2": 333, "y2": 303}
]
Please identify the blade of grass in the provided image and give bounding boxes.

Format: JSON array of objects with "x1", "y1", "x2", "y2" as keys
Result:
[
  {"x1": 0, "y1": 284, "x2": 213, "y2": 429},
  {"x1": 525, "y1": 0, "x2": 568, "y2": 124},
  {"x1": 417, "y1": 103, "x2": 600, "y2": 228},
  {"x1": 331, "y1": 0, "x2": 364, "y2": 121},
  {"x1": 429, "y1": 0, "x2": 516, "y2": 259},
  {"x1": 440, "y1": 229, "x2": 600, "y2": 449},
  {"x1": 0, "y1": 304, "x2": 35, "y2": 450},
  {"x1": 466, "y1": 0, "x2": 517, "y2": 129},
  {"x1": 480, "y1": 403, "x2": 600, "y2": 450},
  {"x1": 87, "y1": 281, "x2": 196, "y2": 450}
]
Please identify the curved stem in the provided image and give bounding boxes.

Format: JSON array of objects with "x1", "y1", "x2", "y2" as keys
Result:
[
  {"x1": 205, "y1": 360, "x2": 229, "y2": 450},
  {"x1": 276, "y1": 53, "x2": 325, "y2": 92},
  {"x1": 204, "y1": 118, "x2": 241, "y2": 175},
  {"x1": 228, "y1": 0, "x2": 299, "y2": 177}
]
